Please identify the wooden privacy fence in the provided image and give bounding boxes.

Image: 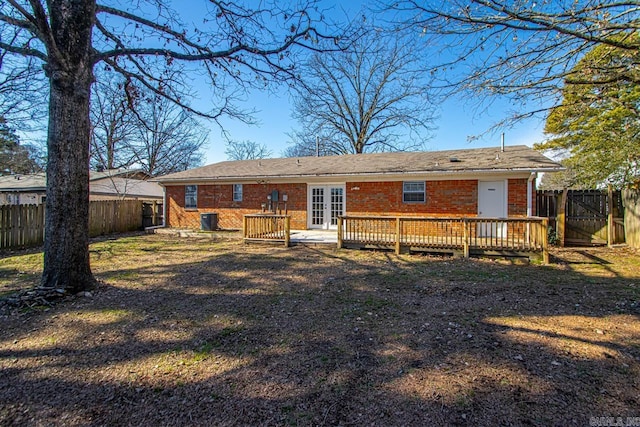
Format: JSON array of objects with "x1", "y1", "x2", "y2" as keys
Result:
[
  {"x1": 88, "y1": 200, "x2": 143, "y2": 237},
  {"x1": 536, "y1": 188, "x2": 625, "y2": 246},
  {"x1": 622, "y1": 189, "x2": 640, "y2": 249},
  {"x1": 243, "y1": 214, "x2": 291, "y2": 246},
  {"x1": 0, "y1": 204, "x2": 45, "y2": 249},
  {"x1": 0, "y1": 200, "x2": 145, "y2": 250},
  {"x1": 338, "y1": 216, "x2": 549, "y2": 263}
]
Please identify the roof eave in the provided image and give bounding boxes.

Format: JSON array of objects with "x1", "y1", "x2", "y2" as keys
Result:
[
  {"x1": 0, "y1": 187, "x2": 47, "y2": 192},
  {"x1": 155, "y1": 166, "x2": 564, "y2": 185}
]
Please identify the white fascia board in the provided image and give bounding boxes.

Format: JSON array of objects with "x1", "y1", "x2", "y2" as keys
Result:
[{"x1": 156, "y1": 168, "x2": 561, "y2": 186}]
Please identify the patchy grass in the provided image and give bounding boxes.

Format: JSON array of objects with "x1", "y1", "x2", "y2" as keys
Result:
[{"x1": 0, "y1": 233, "x2": 639, "y2": 426}]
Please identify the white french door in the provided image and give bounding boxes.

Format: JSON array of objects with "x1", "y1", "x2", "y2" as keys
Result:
[{"x1": 308, "y1": 185, "x2": 345, "y2": 230}]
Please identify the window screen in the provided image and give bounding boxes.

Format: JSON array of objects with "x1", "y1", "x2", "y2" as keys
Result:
[
  {"x1": 403, "y1": 181, "x2": 425, "y2": 203},
  {"x1": 185, "y1": 185, "x2": 197, "y2": 208},
  {"x1": 233, "y1": 184, "x2": 243, "y2": 202}
]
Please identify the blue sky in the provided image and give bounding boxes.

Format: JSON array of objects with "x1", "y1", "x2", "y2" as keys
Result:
[
  {"x1": 183, "y1": 1, "x2": 549, "y2": 165},
  {"x1": 202, "y1": 86, "x2": 547, "y2": 164}
]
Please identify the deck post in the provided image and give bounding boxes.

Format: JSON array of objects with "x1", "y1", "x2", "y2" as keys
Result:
[
  {"x1": 542, "y1": 218, "x2": 549, "y2": 264},
  {"x1": 337, "y1": 216, "x2": 343, "y2": 249},
  {"x1": 462, "y1": 218, "x2": 470, "y2": 258},
  {"x1": 395, "y1": 217, "x2": 401, "y2": 255},
  {"x1": 284, "y1": 216, "x2": 291, "y2": 247},
  {"x1": 242, "y1": 215, "x2": 248, "y2": 240}
]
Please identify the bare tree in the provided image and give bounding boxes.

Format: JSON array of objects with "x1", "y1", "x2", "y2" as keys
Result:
[
  {"x1": 387, "y1": 0, "x2": 640, "y2": 125},
  {"x1": 537, "y1": 166, "x2": 580, "y2": 191},
  {"x1": 282, "y1": 133, "x2": 331, "y2": 157},
  {"x1": 130, "y1": 92, "x2": 206, "y2": 176},
  {"x1": 225, "y1": 139, "x2": 272, "y2": 160},
  {"x1": 0, "y1": 53, "x2": 47, "y2": 131},
  {"x1": 90, "y1": 75, "x2": 208, "y2": 175},
  {"x1": 288, "y1": 29, "x2": 435, "y2": 155},
  {"x1": 0, "y1": 1, "x2": 339, "y2": 293},
  {"x1": 90, "y1": 74, "x2": 138, "y2": 170}
]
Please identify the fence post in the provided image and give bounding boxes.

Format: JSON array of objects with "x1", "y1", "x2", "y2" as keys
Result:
[
  {"x1": 152, "y1": 201, "x2": 158, "y2": 226},
  {"x1": 556, "y1": 189, "x2": 567, "y2": 247},
  {"x1": 607, "y1": 184, "x2": 614, "y2": 247},
  {"x1": 462, "y1": 218, "x2": 470, "y2": 258},
  {"x1": 284, "y1": 216, "x2": 290, "y2": 247},
  {"x1": 542, "y1": 218, "x2": 549, "y2": 264},
  {"x1": 337, "y1": 216, "x2": 343, "y2": 249}
]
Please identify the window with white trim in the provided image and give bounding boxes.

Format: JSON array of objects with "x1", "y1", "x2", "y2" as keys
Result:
[
  {"x1": 233, "y1": 184, "x2": 243, "y2": 202},
  {"x1": 185, "y1": 185, "x2": 197, "y2": 209},
  {"x1": 403, "y1": 181, "x2": 425, "y2": 203}
]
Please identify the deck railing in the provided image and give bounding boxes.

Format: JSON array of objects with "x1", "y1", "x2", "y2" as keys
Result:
[
  {"x1": 243, "y1": 214, "x2": 291, "y2": 246},
  {"x1": 338, "y1": 216, "x2": 549, "y2": 263}
]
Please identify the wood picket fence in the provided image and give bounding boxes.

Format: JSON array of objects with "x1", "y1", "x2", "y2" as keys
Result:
[{"x1": 0, "y1": 200, "x2": 145, "y2": 250}]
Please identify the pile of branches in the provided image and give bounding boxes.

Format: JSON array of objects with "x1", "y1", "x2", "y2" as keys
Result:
[{"x1": 0, "y1": 287, "x2": 72, "y2": 315}]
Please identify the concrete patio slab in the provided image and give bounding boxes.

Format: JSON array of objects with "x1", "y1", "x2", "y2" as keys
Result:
[{"x1": 289, "y1": 229, "x2": 338, "y2": 244}]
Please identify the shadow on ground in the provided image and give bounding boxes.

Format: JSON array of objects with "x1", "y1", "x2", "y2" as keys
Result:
[{"x1": 1, "y1": 236, "x2": 639, "y2": 426}]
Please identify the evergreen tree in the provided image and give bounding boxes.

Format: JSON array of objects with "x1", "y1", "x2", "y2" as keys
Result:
[
  {"x1": 0, "y1": 117, "x2": 42, "y2": 175},
  {"x1": 536, "y1": 35, "x2": 640, "y2": 188}
]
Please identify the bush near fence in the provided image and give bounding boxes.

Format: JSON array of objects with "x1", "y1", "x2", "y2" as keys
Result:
[{"x1": 0, "y1": 200, "x2": 145, "y2": 250}]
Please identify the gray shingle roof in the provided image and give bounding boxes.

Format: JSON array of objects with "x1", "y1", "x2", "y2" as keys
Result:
[
  {"x1": 0, "y1": 173, "x2": 46, "y2": 191},
  {"x1": 155, "y1": 145, "x2": 562, "y2": 183},
  {"x1": 0, "y1": 169, "x2": 149, "y2": 191},
  {"x1": 0, "y1": 172, "x2": 162, "y2": 199},
  {"x1": 90, "y1": 177, "x2": 163, "y2": 199}
]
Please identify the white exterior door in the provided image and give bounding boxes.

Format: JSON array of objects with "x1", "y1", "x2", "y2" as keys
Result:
[
  {"x1": 308, "y1": 185, "x2": 345, "y2": 230},
  {"x1": 478, "y1": 180, "x2": 507, "y2": 237}
]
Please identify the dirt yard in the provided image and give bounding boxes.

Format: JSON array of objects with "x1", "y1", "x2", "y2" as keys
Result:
[{"x1": 0, "y1": 233, "x2": 639, "y2": 426}]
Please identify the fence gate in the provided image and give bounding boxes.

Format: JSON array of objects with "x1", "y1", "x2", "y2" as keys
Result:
[
  {"x1": 536, "y1": 189, "x2": 625, "y2": 246},
  {"x1": 142, "y1": 201, "x2": 163, "y2": 228}
]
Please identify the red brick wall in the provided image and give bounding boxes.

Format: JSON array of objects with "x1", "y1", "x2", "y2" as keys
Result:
[
  {"x1": 166, "y1": 183, "x2": 307, "y2": 230},
  {"x1": 166, "y1": 177, "x2": 533, "y2": 230},
  {"x1": 346, "y1": 180, "x2": 478, "y2": 217},
  {"x1": 508, "y1": 178, "x2": 529, "y2": 217}
]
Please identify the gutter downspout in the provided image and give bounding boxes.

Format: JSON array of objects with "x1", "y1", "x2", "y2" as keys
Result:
[
  {"x1": 162, "y1": 185, "x2": 167, "y2": 227},
  {"x1": 527, "y1": 172, "x2": 536, "y2": 217}
]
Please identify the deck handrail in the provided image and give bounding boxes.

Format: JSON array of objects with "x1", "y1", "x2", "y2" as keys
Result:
[
  {"x1": 338, "y1": 216, "x2": 549, "y2": 263},
  {"x1": 243, "y1": 214, "x2": 291, "y2": 247}
]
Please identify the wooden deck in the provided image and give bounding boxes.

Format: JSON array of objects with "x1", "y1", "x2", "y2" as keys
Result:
[
  {"x1": 339, "y1": 216, "x2": 549, "y2": 262},
  {"x1": 243, "y1": 214, "x2": 549, "y2": 263},
  {"x1": 243, "y1": 214, "x2": 291, "y2": 246}
]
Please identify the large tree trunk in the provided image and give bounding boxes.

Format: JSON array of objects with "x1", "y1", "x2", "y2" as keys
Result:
[{"x1": 41, "y1": 0, "x2": 97, "y2": 293}]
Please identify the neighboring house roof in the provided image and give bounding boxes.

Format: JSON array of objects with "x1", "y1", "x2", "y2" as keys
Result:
[
  {"x1": 90, "y1": 177, "x2": 163, "y2": 199},
  {"x1": 155, "y1": 145, "x2": 563, "y2": 184},
  {"x1": 0, "y1": 169, "x2": 163, "y2": 199},
  {"x1": 90, "y1": 168, "x2": 151, "y2": 181},
  {"x1": 0, "y1": 173, "x2": 46, "y2": 192}
]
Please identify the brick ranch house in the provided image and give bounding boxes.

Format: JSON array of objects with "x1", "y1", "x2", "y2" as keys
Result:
[{"x1": 154, "y1": 145, "x2": 562, "y2": 231}]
